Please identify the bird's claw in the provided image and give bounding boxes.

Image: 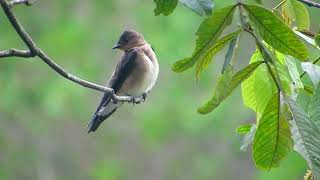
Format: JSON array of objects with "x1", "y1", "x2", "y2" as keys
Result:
[
  {"x1": 142, "y1": 93, "x2": 148, "y2": 102},
  {"x1": 130, "y1": 96, "x2": 141, "y2": 105}
]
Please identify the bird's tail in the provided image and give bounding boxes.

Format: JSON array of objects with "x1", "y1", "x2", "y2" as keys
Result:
[{"x1": 87, "y1": 101, "x2": 122, "y2": 133}]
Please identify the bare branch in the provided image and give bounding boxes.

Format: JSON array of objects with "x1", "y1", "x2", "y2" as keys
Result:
[
  {"x1": 0, "y1": 49, "x2": 33, "y2": 58},
  {"x1": 298, "y1": 0, "x2": 320, "y2": 8},
  {"x1": 9, "y1": 0, "x2": 33, "y2": 7},
  {"x1": 0, "y1": 0, "x2": 144, "y2": 104},
  {"x1": 297, "y1": 29, "x2": 316, "y2": 38}
]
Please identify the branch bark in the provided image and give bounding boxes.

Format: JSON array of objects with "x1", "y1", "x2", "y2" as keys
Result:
[
  {"x1": 9, "y1": 0, "x2": 33, "y2": 7},
  {"x1": 298, "y1": 0, "x2": 320, "y2": 8},
  {"x1": 0, "y1": 0, "x2": 143, "y2": 103}
]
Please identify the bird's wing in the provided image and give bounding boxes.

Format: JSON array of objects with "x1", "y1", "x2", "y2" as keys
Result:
[{"x1": 88, "y1": 49, "x2": 139, "y2": 133}]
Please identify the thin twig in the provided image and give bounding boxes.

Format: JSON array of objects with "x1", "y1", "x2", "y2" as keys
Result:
[
  {"x1": 9, "y1": 0, "x2": 33, "y2": 7},
  {"x1": 0, "y1": 48, "x2": 32, "y2": 57},
  {"x1": 297, "y1": 29, "x2": 316, "y2": 38},
  {"x1": 0, "y1": 0, "x2": 143, "y2": 103},
  {"x1": 298, "y1": 0, "x2": 320, "y2": 8}
]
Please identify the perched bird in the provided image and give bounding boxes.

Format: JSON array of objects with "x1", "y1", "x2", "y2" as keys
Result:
[{"x1": 88, "y1": 30, "x2": 159, "y2": 133}]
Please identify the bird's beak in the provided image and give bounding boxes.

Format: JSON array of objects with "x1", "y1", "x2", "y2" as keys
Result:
[{"x1": 112, "y1": 44, "x2": 121, "y2": 49}]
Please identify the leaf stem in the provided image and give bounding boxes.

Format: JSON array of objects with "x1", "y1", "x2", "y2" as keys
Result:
[{"x1": 273, "y1": 0, "x2": 287, "y2": 10}]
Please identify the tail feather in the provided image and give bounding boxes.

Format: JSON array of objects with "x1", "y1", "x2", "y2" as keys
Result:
[{"x1": 87, "y1": 102, "x2": 121, "y2": 133}]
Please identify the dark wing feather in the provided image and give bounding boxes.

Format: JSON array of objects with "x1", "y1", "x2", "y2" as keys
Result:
[{"x1": 88, "y1": 49, "x2": 139, "y2": 133}]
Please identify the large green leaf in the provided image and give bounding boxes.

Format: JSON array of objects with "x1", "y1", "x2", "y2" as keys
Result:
[
  {"x1": 198, "y1": 61, "x2": 263, "y2": 114},
  {"x1": 283, "y1": 0, "x2": 310, "y2": 30},
  {"x1": 154, "y1": 0, "x2": 178, "y2": 16},
  {"x1": 274, "y1": 52, "x2": 292, "y2": 94},
  {"x1": 286, "y1": 97, "x2": 320, "y2": 179},
  {"x1": 241, "y1": 51, "x2": 275, "y2": 117},
  {"x1": 172, "y1": 5, "x2": 236, "y2": 73},
  {"x1": 244, "y1": 4, "x2": 308, "y2": 60},
  {"x1": 253, "y1": 94, "x2": 293, "y2": 169},
  {"x1": 195, "y1": 30, "x2": 241, "y2": 80},
  {"x1": 309, "y1": 83, "x2": 320, "y2": 128},
  {"x1": 256, "y1": 41, "x2": 292, "y2": 94},
  {"x1": 179, "y1": 0, "x2": 214, "y2": 16}
]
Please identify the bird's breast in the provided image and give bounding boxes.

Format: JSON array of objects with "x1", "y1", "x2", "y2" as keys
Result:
[{"x1": 117, "y1": 51, "x2": 158, "y2": 96}]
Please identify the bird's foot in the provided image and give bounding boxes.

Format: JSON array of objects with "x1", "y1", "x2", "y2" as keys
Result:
[
  {"x1": 142, "y1": 93, "x2": 148, "y2": 102},
  {"x1": 129, "y1": 96, "x2": 141, "y2": 105}
]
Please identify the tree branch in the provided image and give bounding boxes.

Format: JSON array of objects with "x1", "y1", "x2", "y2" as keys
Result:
[
  {"x1": 9, "y1": 0, "x2": 34, "y2": 7},
  {"x1": 0, "y1": 49, "x2": 32, "y2": 58},
  {"x1": 0, "y1": 0, "x2": 143, "y2": 104},
  {"x1": 297, "y1": 0, "x2": 320, "y2": 8}
]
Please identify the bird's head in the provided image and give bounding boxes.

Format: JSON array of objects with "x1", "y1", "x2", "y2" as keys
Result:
[{"x1": 112, "y1": 30, "x2": 146, "y2": 51}]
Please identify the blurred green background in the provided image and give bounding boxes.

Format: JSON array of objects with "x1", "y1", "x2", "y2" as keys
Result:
[{"x1": 0, "y1": 0, "x2": 319, "y2": 179}]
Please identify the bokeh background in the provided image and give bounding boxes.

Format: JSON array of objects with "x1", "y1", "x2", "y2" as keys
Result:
[{"x1": 0, "y1": 0, "x2": 319, "y2": 179}]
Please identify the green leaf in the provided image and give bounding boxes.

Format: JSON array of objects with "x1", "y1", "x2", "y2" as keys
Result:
[
  {"x1": 240, "y1": 124, "x2": 257, "y2": 152},
  {"x1": 315, "y1": 34, "x2": 320, "y2": 47},
  {"x1": 244, "y1": 4, "x2": 308, "y2": 60},
  {"x1": 241, "y1": 51, "x2": 274, "y2": 117},
  {"x1": 172, "y1": 5, "x2": 237, "y2": 73},
  {"x1": 222, "y1": 34, "x2": 240, "y2": 73},
  {"x1": 179, "y1": 0, "x2": 214, "y2": 16},
  {"x1": 256, "y1": 41, "x2": 292, "y2": 94},
  {"x1": 285, "y1": 56, "x2": 304, "y2": 89},
  {"x1": 253, "y1": 94, "x2": 293, "y2": 170},
  {"x1": 154, "y1": 0, "x2": 178, "y2": 16},
  {"x1": 198, "y1": 61, "x2": 264, "y2": 114},
  {"x1": 236, "y1": 124, "x2": 253, "y2": 135},
  {"x1": 308, "y1": 83, "x2": 320, "y2": 128},
  {"x1": 274, "y1": 52, "x2": 293, "y2": 94},
  {"x1": 301, "y1": 62, "x2": 320, "y2": 87},
  {"x1": 286, "y1": 97, "x2": 320, "y2": 179},
  {"x1": 283, "y1": 0, "x2": 310, "y2": 30},
  {"x1": 195, "y1": 30, "x2": 241, "y2": 80},
  {"x1": 197, "y1": 65, "x2": 233, "y2": 114}
]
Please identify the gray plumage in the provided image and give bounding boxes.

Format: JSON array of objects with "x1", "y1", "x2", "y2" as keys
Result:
[{"x1": 88, "y1": 30, "x2": 159, "y2": 133}]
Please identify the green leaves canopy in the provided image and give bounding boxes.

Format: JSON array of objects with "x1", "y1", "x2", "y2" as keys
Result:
[{"x1": 244, "y1": 4, "x2": 308, "y2": 60}]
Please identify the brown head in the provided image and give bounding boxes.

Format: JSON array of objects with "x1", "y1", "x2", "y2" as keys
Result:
[{"x1": 112, "y1": 30, "x2": 146, "y2": 51}]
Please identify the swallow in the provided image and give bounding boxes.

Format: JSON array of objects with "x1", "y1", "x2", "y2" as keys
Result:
[{"x1": 88, "y1": 30, "x2": 159, "y2": 133}]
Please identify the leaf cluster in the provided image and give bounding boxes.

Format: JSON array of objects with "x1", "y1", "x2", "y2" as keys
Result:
[{"x1": 153, "y1": 0, "x2": 320, "y2": 178}]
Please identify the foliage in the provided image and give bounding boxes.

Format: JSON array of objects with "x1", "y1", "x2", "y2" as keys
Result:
[{"x1": 154, "y1": 0, "x2": 320, "y2": 178}]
